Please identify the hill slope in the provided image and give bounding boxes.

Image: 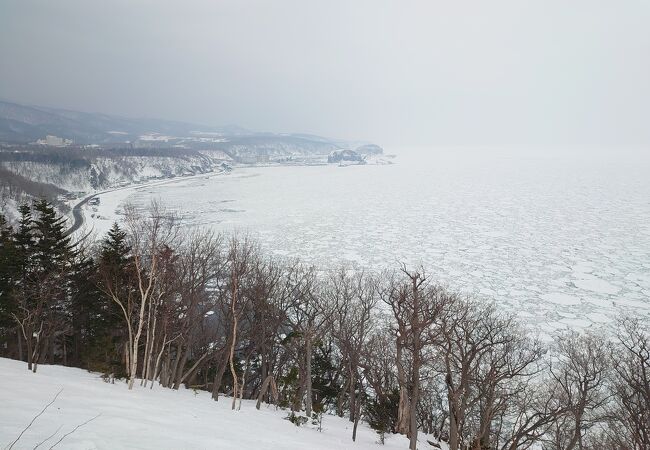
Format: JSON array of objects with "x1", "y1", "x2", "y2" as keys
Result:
[
  {"x1": 0, "y1": 358, "x2": 416, "y2": 450},
  {"x1": 0, "y1": 100, "x2": 245, "y2": 145},
  {"x1": 0, "y1": 101, "x2": 380, "y2": 160}
]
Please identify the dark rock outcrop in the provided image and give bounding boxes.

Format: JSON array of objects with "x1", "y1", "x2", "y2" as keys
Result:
[{"x1": 327, "y1": 149, "x2": 365, "y2": 164}]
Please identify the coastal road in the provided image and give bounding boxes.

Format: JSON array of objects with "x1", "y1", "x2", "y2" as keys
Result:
[
  {"x1": 65, "y1": 192, "x2": 103, "y2": 236},
  {"x1": 64, "y1": 168, "x2": 228, "y2": 236}
]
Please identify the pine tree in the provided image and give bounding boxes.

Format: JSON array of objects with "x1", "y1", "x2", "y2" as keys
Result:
[
  {"x1": 14, "y1": 203, "x2": 35, "y2": 280},
  {"x1": 10, "y1": 203, "x2": 37, "y2": 366},
  {"x1": 68, "y1": 253, "x2": 105, "y2": 369},
  {"x1": 101, "y1": 222, "x2": 131, "y2": 268},
  {"x1": 17, "y1": 199, "x2": 76, "y2": 370},
  {"x1": 93, "y1": 222, "x2": 133, "y2": 376},
  {"x1": 0, "y1": 212, "x2": 15, "y2": 299},
  {"x1": 0, "y1": 213, "x2": 17, "y2": 339},
  {"x1": 365, "y1": 389, "x2": 400, "y2": 444},
  {"x1": 311, "y1": 342, "x2": 342, "y2": 414},
  {"x1": 32, "y1": 198, "x2": 74, "y2": 271}
]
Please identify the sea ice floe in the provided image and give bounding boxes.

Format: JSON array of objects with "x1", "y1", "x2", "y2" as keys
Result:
[
  {"x1": 87, "y1": 155, "x2": 650, "y2": 331},
  {"x1": 540, "y1": 293, "x2": 582, "y2": 306},
  {"x1": 572, "y1": 277, "x2": 620, "y2": 295}
]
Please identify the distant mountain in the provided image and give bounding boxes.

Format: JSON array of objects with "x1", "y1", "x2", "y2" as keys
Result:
[
  {"x1": 0, "y1": 101, "x2": 383, "y2": 161},
  {"x1": 0, "y1": 101, "x2": 385, "y2": 220},
  {"x1": 0, "y1": 100, "x2": 248, "y2": 145}
]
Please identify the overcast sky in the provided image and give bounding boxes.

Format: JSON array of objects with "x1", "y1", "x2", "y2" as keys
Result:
[{"x1": 1, "y1": 0, "x2": 649, "y2": 149}]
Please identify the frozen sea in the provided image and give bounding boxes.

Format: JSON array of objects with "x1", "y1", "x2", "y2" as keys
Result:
[{"x1": 89, "y1": 149, "x2": 650, "y2": 332}]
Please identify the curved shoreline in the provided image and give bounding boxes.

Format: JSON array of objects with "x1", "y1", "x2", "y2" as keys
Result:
[{"x1": 65, "y1": 169, "x2": 227, "y2": 236}]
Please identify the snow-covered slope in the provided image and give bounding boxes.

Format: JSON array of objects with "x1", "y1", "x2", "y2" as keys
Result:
[
  {"x1": 1, "y1": 155, "x2": 219, "y2": 193},
  {"x1": 0, "y1": 101, "x2": 383, "y2": 160},
  {"x1": 0, "y1": 358, "x2": 415, "y2": 450}
]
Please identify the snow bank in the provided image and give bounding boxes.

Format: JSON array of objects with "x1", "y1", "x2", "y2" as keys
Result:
[{"x1": 0, "y1": 358, "x2": 414, "y2": 450}]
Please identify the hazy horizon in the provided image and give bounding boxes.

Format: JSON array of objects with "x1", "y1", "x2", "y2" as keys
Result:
[{"x1": 1, "y1": 0, "x2": 649, "y2": 150}]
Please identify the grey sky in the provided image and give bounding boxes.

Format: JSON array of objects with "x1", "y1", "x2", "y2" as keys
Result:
[{"x1": 1, "y1": 0, "x2": 649, "y2": 148}]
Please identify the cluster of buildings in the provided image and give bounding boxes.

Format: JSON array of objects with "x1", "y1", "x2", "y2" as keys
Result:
[{"x1": 35, "y1": 135, "x2": 73, "y2": 147}]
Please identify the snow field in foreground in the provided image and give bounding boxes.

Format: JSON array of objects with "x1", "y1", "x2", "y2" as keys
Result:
[{"x1": 0, "y1": 358, "x2": 417, "y2": 450}]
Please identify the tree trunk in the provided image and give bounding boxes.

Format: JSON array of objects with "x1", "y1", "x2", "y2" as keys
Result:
[
  {"x1": 168, "y1": 344, "x2": 183, "y2": 388},
  {"x1": 349, "y1": 365, "x2": 357, "y2": 422},
  {"x1": 26, "y1": 335, "x2": 33, "y2": 371},
  {"x1": 229, "y1": 275, "x2": 239, "y2": 410},
  {"x1": 47, "y1": 335, "x2": 54, "y2": 364},
  {"x1": 396, "y1": 340, "x2": 410, "y2": 436},
  {"x1": 293, "y1": 363, "x2": 307, "y2": 412},
  {"x1": 565, "y1": 417, "x2": 582, "y2": 450},
  {"x1": 477, "y1": 394, "x2": 494, "y2": 450},
  {"x1": 352, "y1": 403, "x2": 361, "y2": 442},
  {"x1": 237, "y1": 356, "x2": 250, "y2": 410},
  {"x1": 124, "y1": 341, "x2": 130, "y2": 378},
  {"x1": 172, "y1": 348, "x2": 189, "y2": 390},
  {"x1": 141, "y1": 300, "x2": 153, "y2": 386},
  {"x1": 17, "y1": 331, "x2": 23, "y2": 362},
  {"x1": 151, "y1": 336, "x2": 167, "y2": 388},
  {"x1": 178, "y1": 350, "x2": 210, "y2": 389},
  {"x1": 160, "y1": 358, "x2": 169, "y2": 388},
  {"x1": 63, "y1": 336, "x2": 67, "y2": 366},
  {"x1": 129, "y1": 297, "x2": 148, "y2": 390},
  {"x1": 256, "y1": 375, "x2": 273, "y2": 410},
  {"x1": 447, "y1": 380, "x2": 459, "y2": 450},
  {"x1": 305, "y1": 331, "x2": 313, "y2": 417},
  {"x1": 336, "y1": 379, "x2": 348, "y2": 417},
  {"x1": 229, "y1": 318, "x2": 238, "y2": 410},
  {"x1": 211, "y1": 350, "x2": 230, "y2": 400},
  {"x1": 32, "y1": 327, "x2": 43, "y2": 373},
  {"x1": 408, "y1": 344, "x2": 421, "y2": 449}
]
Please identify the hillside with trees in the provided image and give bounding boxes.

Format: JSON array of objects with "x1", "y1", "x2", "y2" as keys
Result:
[
  {"x1": 0, "y1": 101, "x2": 385, "y2": 222},
  {"x1": 0, "y1": 201, "x2": 648, "y2": 449}
]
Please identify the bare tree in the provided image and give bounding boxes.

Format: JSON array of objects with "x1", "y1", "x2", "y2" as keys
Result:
[
  {"x1": 494, "y1": 376, "x2": 566, "y2": 450},
  {"x1": 238, "y1": 257, "x2": 286, "y2": 409},
  {"x1": 284, "y1": 264, "x2": 332, "y2": 417},
  {"x1": 360, "y1": 328, "x2": 400, "y2": 442},
  {"x1": 222, "y1": 235, "x2": 256, "y2": 409},
  {"x1": 469, "y1": 313, "x2": 544, "y2": 449},
  {"x1": 159, "y1": 228, "x2": 224, "y2": 390},
  {"x1": 603, "y1": 317, "x2": 650, "y2": 450},
  {"x1": 437, "y1": 298, "x2": 544, "y2": 450},
  {"x1": 545, "y1": 330, "x2": 610, "y2": 450},
  {"x1": 382, "y1": 266, "x2": 448, "y2": 450},
  {"x1": 328, "y1": 269, "x2": 379, "y2": 440},
  {"x1": 99, "y1": 202, "x2": 179, "y2": 390}
]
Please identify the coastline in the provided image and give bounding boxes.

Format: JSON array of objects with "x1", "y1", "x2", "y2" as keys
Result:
[{"x1": 66, "y1": 168, "x2": 229, "y2": 237}]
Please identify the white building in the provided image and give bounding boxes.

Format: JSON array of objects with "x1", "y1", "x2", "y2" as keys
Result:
[{"x1": 35, "y1": 135, "x2": 73, "y2": 146}]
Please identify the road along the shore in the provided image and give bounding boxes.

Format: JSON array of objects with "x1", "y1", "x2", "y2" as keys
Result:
[{"x1": 64, "y1": 169, "x2": 227, "y2": 236}]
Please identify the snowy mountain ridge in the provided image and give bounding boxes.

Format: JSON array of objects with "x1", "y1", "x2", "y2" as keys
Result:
[
  {"x1": 0, "y1": 100, "x2": 382, "y2": 160},
  {"x1": 0, "y1": 100, "x2": 384, "y2": 219}
]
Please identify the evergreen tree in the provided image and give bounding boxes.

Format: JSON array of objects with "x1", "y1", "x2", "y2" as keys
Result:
[
  {"x1": 98, "y1": 221, "x2": 133, "y2": 325},
  {"x1": 0, "y1": 213, "x2": 17, "y2": 335},
  {"x1": 311, "y1": 342, "x2": 342, "y2": 414},
  {"x1": 17, "y1": 199, "x2": 76, "y2": 370},
  {"x1": 365, "y1": 388, "x2": 400, "y2": 443},
  {"x1": 92, "y1": 222, "x2": 133, "y2": 375},
  {"x1": 9, "y1": 203, "x2": 36, "y2": 364},
  {"x1": 14, "y1": 203, "x2": 35, "y2": 282},
  {"x1": 68, "y1": 253, "x2": 105, "y2": 368},
  {"x1": 32, "y1": 198, "x2": 74, "y2": 271},
  {"x1": 100, "y1": 222, "x2": 131, "y2": 268}
]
